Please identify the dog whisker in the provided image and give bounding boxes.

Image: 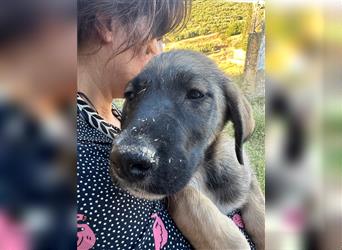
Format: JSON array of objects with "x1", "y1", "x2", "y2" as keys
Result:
[{"x1": 137, "y1": 88, "x2": 146, "y2": 95}]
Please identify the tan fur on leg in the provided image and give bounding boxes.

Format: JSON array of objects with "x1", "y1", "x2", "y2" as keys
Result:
[
  {"x1": 241, "y1": 175, "x2": 265, "y2": 250},
  {"x1": 168, "y1": 186, "x2": 250, "y2": 250}
]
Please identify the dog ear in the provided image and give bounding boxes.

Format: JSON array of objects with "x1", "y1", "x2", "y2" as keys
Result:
[{"x1": 224, "y1": 83, "x2": 255, "y2": 165}]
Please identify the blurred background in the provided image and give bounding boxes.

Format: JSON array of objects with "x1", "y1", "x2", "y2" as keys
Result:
[
  {"x1": 0, "y1": 0, "x2": 341, "y2": 249},
  {"x1": 0, "y1": 0, "x2": 76, "y2": 249},
  {"x1": 266, "y1": 0, "x2": 342, "y2": 249}
]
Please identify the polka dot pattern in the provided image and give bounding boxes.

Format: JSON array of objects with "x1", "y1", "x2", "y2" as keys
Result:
[{"x1": 77, "y1": 109, "x2": 192, "y2": 249}]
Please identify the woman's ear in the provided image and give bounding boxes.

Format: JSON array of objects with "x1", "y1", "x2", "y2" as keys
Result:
[
  {"x1": 102, "y1": 30, "x2": 113, "y2": 43},
  {"x1": 95, "y1": 17, "x2": 114, "y2": 43},
  {"x1": 146, "y1": 39, "x2": 163, "y2": 56}
]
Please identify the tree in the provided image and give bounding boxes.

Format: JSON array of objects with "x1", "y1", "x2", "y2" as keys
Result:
[{"x1": 243, "y1": 3, "x2": 265, "y2": 94}]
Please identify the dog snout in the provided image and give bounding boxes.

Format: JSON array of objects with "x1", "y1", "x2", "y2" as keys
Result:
[{"x1": 110, "y1": 143, "x2": 157, "y2": 181}]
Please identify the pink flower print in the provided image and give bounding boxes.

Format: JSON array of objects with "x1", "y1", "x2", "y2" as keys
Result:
[
  {"x1": 232, "y1": 213, "x2": 245, "y2": 228},
  {"x1": 77, "y1": 214, "x2": 96, "y2": 250},
  {"x1": 0, "y1": 211, "x2": 30, "y2": 250},
  {"x1": 284, "y1": 208, "x2": 305, "y2": 232},
  {"x1": 151, "y1": 213, "x2": 168, "y2": 250}
]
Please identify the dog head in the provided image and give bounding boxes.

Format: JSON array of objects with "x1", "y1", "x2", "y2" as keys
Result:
[{"x1": 110, "y1": 50, "x2": 254, "y2": 199}]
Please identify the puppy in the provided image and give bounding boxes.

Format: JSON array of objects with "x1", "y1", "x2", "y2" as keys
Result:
[{"x1": 110, "y1": 50, "x2": 265, "y2": 249}]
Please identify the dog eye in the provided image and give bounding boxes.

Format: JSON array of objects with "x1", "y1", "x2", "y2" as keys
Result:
[
  {"x1": 124, "y1": 91, "x2": 135, "y2": 101},
  {"x1": 186, "y1": 89, "x2": 205, "y2": 99}
]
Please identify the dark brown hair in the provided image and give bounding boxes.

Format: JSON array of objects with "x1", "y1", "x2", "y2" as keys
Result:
[
  {"x1": 0, "y1": 0, "x2": 75, "y2": 48},
  {"x1": 78, "y1": 0, "x2": 191, "y2": 55}
]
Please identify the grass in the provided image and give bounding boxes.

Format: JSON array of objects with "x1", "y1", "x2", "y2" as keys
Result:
[
  {"x1": 245, "y1": 97, "x2": 265, "y2": 192},
  {"x1": 165, "y1": 33, "x2": 245, "y2": 77},
  {"x1": 323, "y1": 99, "x2": 342, "y2": 174}
]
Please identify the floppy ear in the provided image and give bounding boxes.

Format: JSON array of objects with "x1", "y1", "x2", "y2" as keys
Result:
[{"x1": 224, "y1": 83, "x2": 255, "y2": 165}]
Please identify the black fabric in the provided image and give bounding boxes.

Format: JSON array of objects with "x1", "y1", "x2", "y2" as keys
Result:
[{"x1": 0, "y1": 102, "x2": 73, "y2": 250}]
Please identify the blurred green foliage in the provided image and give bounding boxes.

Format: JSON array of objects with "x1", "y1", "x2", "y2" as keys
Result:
[
  {"x1": 165, "y1": 0, "x2": 258, "y2": 78},
  {"x1": 167, "y1": 0, "x2": 252, "y2": 43}
]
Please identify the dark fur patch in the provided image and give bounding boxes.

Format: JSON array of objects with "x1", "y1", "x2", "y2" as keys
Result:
[{"x1": 204, "y1": 141, "x2": 246, "y2": 204}]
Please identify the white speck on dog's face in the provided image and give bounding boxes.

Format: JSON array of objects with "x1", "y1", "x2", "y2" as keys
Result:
[
  {"x1": 154, "y1": 139, "x2": 159, "y2": 142},
  {"x1": 140, "y1": 146, "x2": 158, "y2": 164},
  {"x1": 117, "y1": 144, "x2": 159, "y2": 165},
  {"x1": 152, "y1": 118, "x2": 155, "y2": 122},
  {"x1": 137, "y1": 118, "x2": 146, "y2": 123},
  {"x1": 168, "y1": 158, "x2": 172, "y2": 164}
]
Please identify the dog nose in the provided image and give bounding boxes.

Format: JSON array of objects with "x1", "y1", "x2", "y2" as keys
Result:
[
  {"x1": 128, "y1": 162, "x2": 152, "y2": 178},
  {"x1": 110, "y1": 145, "x2": 154, "y2": 180}
]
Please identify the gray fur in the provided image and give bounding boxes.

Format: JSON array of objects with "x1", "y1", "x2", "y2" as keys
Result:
[
  {"x1": 110, "y1": 50, "x2": 263, "y2": 246},
  {"x1": 110, "y1": 49, "x2": 255, "y2": 204}
]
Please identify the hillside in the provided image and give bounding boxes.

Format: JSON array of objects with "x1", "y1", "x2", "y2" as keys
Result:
[{"x1": 165, "y1": 0, "x2": 256, "y2": 78}]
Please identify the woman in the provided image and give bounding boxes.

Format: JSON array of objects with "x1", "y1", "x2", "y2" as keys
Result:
[{"x1": 77, "y1": 0, "x2": 192, "y2": 249}]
